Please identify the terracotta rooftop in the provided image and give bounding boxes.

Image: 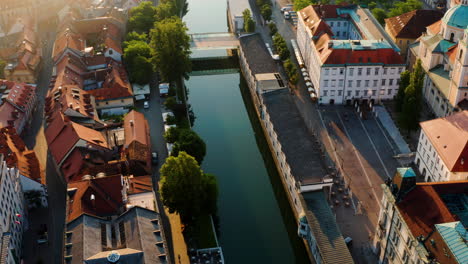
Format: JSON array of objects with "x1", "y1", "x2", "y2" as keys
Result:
[
  {"x1": 385, "y1": 10, "x2": 443, "y2": 39},
  {"x1": 427, "y1": 20, "x2": 442, "y2": 35},
  {"x1": 67, "y1": 174, "x2": 124, "y2": 222},
  {"x1": 127, "y1": 175, "x2": 153, "y2": 195},
  {"x1": 397, "y1": 181, "x2": 468, "y2": 239},
  {"x1": 0, "y1": 127, "x2": 44, "y2": 184},
  {"x1": 420, "y1": 111, "x2": 468, "y2": 172}
]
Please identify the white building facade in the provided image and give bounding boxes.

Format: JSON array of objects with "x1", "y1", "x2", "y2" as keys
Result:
[
  {"x1": 415, "y1": 111, "x2": 468, "y2": 182},
  {"x1": 296, "y1": 5, "x2": 405, "y2": 105},
  {"x1": 0, "y1": 154, "x2": 25, "y2": 264}
]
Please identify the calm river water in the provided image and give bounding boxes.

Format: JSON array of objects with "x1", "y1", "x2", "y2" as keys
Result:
[{"x1": 184, "y1": 1, "x2": 309, "y2": 263}]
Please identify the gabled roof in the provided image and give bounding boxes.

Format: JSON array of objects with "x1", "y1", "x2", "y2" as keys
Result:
[
  {"x1": 397, "y1": 181, "x2": 468, "y2": 239},
  {"x1": 45, "y1": 112, "x2": 109, "y2": 164},
  {"x1": 427, "y1": 20, "x2": 442, "y2": 35},
  {"x1": 420, "y1": 111, "x2": 468, "y2": 172},
  {"x1": 434, "y1": 221, "x2": 468, "y2": 263},
  {"x1": 385, "y1": 10, "x2": 443, "y2": 39},
  {"x1": 128, "y1": 176, "x2": 153, "y2": 194},
  {"x1": 67, "y1": 174, "x2": 124, "y2": 222}
]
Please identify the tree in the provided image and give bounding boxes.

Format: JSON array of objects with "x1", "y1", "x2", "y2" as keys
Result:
[
  {"x1": 261, "y1": 4, "x2": 272, "y2": 21},
  {"x1": 171, "y1": 128, "x2": 206, "y2": 164},
  {"x1": 388, "y1": 0, "x2": 422, "y2": 17},
  {"x1": 0, "y1": 59, "x2": 5, "y2": 79},
  {"x1": 128, "y1": 1, "x2": 157, "y2": 34},
  {"x1": 123, "y1": 40, "x2": 152, "y2": 84},
  {"x1": 273, "y1": 33, "x2": 290, "y2": 60},
  {"x1": 372, "y1": 8, "x2": 387, "y2": 25},
  {"x1": 164, "y1": 96, "x2": 177, "y2": 110},
  {"x1": 155, "y1": 1, "x2": 177, "y2": 21},
  {"x1": 124, "y1": 32, "x2": 148, "y2": 49},
  {"x1": 395, "y1": 70, "x2": 410, "y2": 112},
  {"x1": 243, "y1": 9, "x2": 255, "y2": 32},
  {"x1": 294, "y1": 0, "x2": 314, "y2": 11},
  {"x1": 284, "y1": 59, "x2": 298, "y2": 84},
  {"x1": 161, "y1": 0, "x2": 189, "y2": 18},
  {"x1": 398, "y1": 60, "x2": 425, "y2": 132},
  {"x1": 160, "y1": 152, "x2": 218, "y2": 224},
  {"x1": 368, "y1": 2, "x2": 377, "y2": 9},
  {"x1": 268, "y1": 22, "x2": 278, "y2": 36},
  {"x1": 164, "y1": 126, "x2": 181, "y2": 143},
  {"x1": 150, "y1": 17, "x2": 192, "y2": 82}
]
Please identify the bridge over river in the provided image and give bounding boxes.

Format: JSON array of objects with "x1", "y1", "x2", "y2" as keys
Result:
[{"x1": 189, "y1": 32, "x2": 239, "y2": 51}]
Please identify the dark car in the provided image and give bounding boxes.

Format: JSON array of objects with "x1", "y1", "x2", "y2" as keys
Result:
[{"x1": 151, "y1": 152, "x2": 158, "y2": 165}]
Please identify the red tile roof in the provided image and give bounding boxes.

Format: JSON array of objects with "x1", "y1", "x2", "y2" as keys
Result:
[
  {"x1": 427, "y1": 21, "x2": 442, "y2": 35},
  {"x1": 123, "y1": 110, "x2": 150, "y2": 165},
  {"x1": 385, "y1": 10, "x2": 443, "y2": 39},
  {"x1": 397, "y1": 181, "x2": 468, "y2": 239},
  {"x1": 127, "y1": 175, "x2": 153, "y2": 194},
  {"x1": 322, "y1": 48, "x2": 405, "y2": 65},
  {"x1": 67, "y1": 174, "x2": 124, "y2": 222},
  {"x1": 420, "y1": 111, "x2": 468, "y2": 172},
  {"x1": 0, "y1": 127, "x2": 44, "y2": 184}
]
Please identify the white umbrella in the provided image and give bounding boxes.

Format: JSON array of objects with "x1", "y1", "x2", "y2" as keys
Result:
[
  {"x1": 306, "y1": 81, "x2": 313, "y2": 87},
  {"x1": 304, "y1": 76, "x2": 311, "y2": 82},
  {"x1": 301, "y1": 68, "x2": 308, "y2": 73}
]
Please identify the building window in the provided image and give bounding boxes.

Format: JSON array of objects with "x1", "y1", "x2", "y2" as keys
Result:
[
  {"x1": 349, "y1": 68, "x2": 354, "y2": 76},
  {"x1": 325, "y1": 69, "x2": 329, "y2": 75},
  {"x1": 357, "y1": 80, "x2": 361, "y2": 87},
  {"x1": 336, "y1": 31, "x2": 340, "y2": 37},
  {"x1": 383, "y1": 68, "x2": 388, "y2": 75},
  {"x1": 339, "y1": 68, "x2": 344, "y2": 74},
  {"x1": 382, "y1": 79, "x2": 386, "y2": 85},
  {"x1": 380, "y1": 89, "x2": 385, "y2": 95},
  {"x1": 399, "y1": 40, "x2": 402, "y2": 44},
  {"x1": 388, "y1": 89, "x2": 392, "y2": 95},
  {"x1": 396, "y1": 79, "x2": 401, "y2": 85},
  {"x1": 109, "y1": 49, "x2": 113, "y2": 55},
  {"x1": 330, "y1": 22, "x2": 334, "y2": 26},
  {"x1": 389, "y1": 79, "x2": 394, "y2": 86},
  {"x1": 366, "y1": 68, "x2": 371, "y2": 75},
  {"x1": 337, "y1": 21, "x2": 341, "y2": 27},
  {"x1": 373, "y1": 80, "x2": 378, "y2": 87},
  {"x1": 324, "y1": 80, "x2": 329, "y2": 87},
  {"x1": 450, "y1": 33, "x2": 454, "y2": 42},
  {"x1": 347, "y1": 90, "x2": 352, "y2": 96},
  {"x1": 406, "y1": 40, "x2": 410, "y2": 44},
  {"x1": 323, "y1": 90, "x2": 328, "y2": 96},
  {"x1": 375, "y1": 68, "x2": 379, "y2": 75},
  {"x1": 339, "y1": 79, "x2": 344, "y2": 87},
  {"x1": 390, "y1": 68, "x2": 395, "y2": 74},
  {"x1": 331, "y1": 80, "x2": 336, "y2": 87},
  {"x1": 348, "y1": 80, "x2": 353, "y2": 87},
  {"x1": 372, "y1": 90, "x2": 376, "y2": 96},
  {"x1": 331, "y1": 90, "x2": 336, "y2": 96},
  {"x1": 332, "y1": 68, "x2": 337, "y2": 75},
  {"x1": 358, "y1": 68, "x2": 362, "y2": 76},
  {"x1": 355, "y1": 90, "x2": 360, "y2": 96},
  {"x1": 365, "y1": 80, "x2": 369, "y2": 87},
  {"x1": 338, "y1": 90, "x2": 342, "y2": 96},
  {"x1": 398, "y1": 68, "x2": 403, "y2": 74}
]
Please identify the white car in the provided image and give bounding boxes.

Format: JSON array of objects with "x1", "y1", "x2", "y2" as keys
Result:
[
  {"x1": 162, "y1": 112, "x2": 175, "y2": 124},
  {"x1": 143, "y1": 101, "x2": 149, "y2": 109}
]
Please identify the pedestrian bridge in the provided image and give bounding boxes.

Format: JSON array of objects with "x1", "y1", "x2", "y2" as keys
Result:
[{"x1": 189, "y1": 32, "x2": 239, "y2": 50}]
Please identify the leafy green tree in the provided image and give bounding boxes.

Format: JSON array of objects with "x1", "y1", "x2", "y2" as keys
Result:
[
  {"x1": 395, "y1": 70, "x2": 410, "y2": 112},
  {"x1": 150, "y1": 17, "x2": 192, "y2": 82},
  {"x1": 388, "y1": 0, "x2": 422, "y2": 17},
  {"x1": 128, "y1": 1, "x2": 157, "y2": 34},
  {"x1": 164, "y1": 126, "x2": 181, "y2": 143},
  {"x1": 171, "y1": 128, "x2": 206, "y2": 164},
  {"x1": 0, "y1": 59, "x2": 5, "y2": 79},
  {"x1": 160, "y1": 152, "x2": 218, "y2": 224},
  {"x1": 123, "y1": 40, "x2": 152, "y2": 84},
  {"x1": 124, "y1": 32, "x2": 147, "y2": 49},
  {"x1": 261, "y1": 4, "x2": 272, "y2": 21},
  {"x1": 372, "y1": 8, "x2": 387, "y2": 25},
  {"x1": 243, "y1": 9, "x2": 256, "y2": 32},
  {"x1": 155, "y1": 0, "x2": 177, "y2": 21},
  {"x1": 399, "y1": 60, "x2": 425, "y2": 132},
  {"x1": 294, "y1": 0, "x2": 314, "y2": 11},
  {"x1": 161, "y1": 0, "x2": 189, "y2": 18},
  {"x1": 268, "y1": 22, "x2": 278, "y2": 36},
  {"x1": 273, "y1": 33, "x2": 290, "y2": 60},
  {"x1": 284, "y1": 59, "x2": 298, "y2": 84},
  {"x1": 164, "y1": 96, "x2": 177, "y2": 110},
  {"x1": 368, "y1": 2, "x2": 377, "y2": 9}
]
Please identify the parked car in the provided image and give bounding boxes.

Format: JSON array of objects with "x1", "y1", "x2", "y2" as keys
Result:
[
  {"x1": 151, "y1": 152, "x2": 158, "y2": 165},
  {"x1": 281, "y1": 6, "x2": 293, "y2": 13},
  {"x1": 159, "y1": 83, "x2": 170, "y2": 97},
  {"x1": 143, "y1": 101, "x2": 149, "y2": 109},
  {"x1": 284, "y1": 11, "x2": 290, "y2": 19},
  {"x1": 344, "y1": 237, "x2": 353, "y2": 247}
]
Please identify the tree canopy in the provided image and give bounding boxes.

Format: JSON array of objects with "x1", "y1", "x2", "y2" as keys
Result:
[
  {"x1": 243, "y1": 9, "x2": 256, "y2": 33},
  {"x1": 371, "y1": 8, "x2": 387, "y2": 25},
  {"x1": 294, "y1": 0, "x2": 314, "y2": 11},
  {"x1": 155, "y1": 0, "x2": 178, "y2": 21},
  {"x1": 123, "y1": 40, "x2": 153, "y2": 84},
  {"x1": 128, "y1": 1, "x2": 157, "y2": 34},
  {"x1": 150, "y1": 17, "x2": 192, "y2": 82},
  {"x1": 395, "y1": 70, "x2": 410, "y2": 112},
  {"x1": 168, "y1": 128, "x2": 207, "y2": 164},
  {"x1": 261, "y1": 4, "x2": 272, "y2": 21},
  {"x1": 398, "y1": 60, "x2": 425, "y2": 132},
  {"x1": 160, "y1": 152, "x2": 218, "y2": 224},
  {"x1": 388, "y1": 0, "x2": 422, "y2": 18},
  {"x1": 273, "y1": 33, "x2": 290, "y2": 60}
]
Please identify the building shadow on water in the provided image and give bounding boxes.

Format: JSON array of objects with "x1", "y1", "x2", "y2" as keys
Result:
[{"x1": 238, "y1": 75, "x2": 311, "y2": 264}]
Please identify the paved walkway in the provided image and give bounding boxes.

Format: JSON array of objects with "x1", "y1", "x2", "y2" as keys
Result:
[
  {"x1": 374, "y1": 106, "x2": 411, "y2": 155},
  {"x1": 165, "y1": 209, "x2": 190, "y2": 264}
]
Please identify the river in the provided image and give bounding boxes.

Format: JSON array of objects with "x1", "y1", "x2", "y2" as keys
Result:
[{"x1": 184, "y1": 0, "x2": 309, "y2": 263}]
